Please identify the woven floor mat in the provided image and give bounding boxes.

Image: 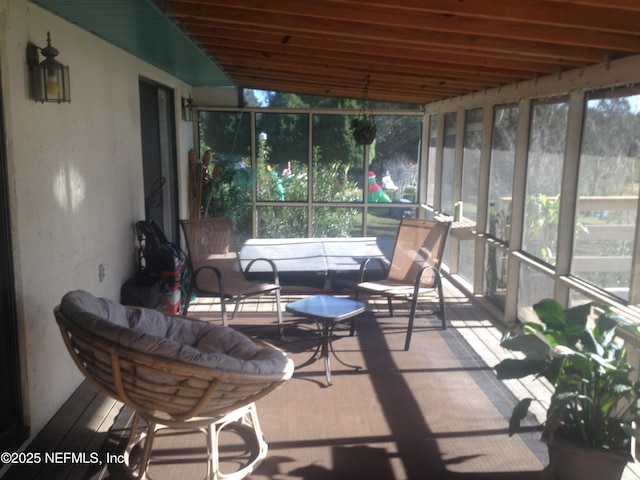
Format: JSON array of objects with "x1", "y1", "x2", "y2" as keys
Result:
[{"x1": 93, "y1": 311, "x2": 547, "y2": 479}]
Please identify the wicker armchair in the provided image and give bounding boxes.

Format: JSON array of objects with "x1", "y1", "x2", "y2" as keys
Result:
[{"x1": 55, "y1": 290, "x2": 294, "y2": 480}]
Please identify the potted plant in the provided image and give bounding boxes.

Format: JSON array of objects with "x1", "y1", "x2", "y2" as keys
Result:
[
  {"x1": 350, "y1": 115, "x2": 376, "y2": 145},
  {"x1": 495, "y1": 298, "x2": 640, "y2": 480}
]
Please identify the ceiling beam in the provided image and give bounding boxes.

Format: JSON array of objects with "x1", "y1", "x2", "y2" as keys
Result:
[
  {"x1": 169, "y1": 3, "x2": 631, "y2": 63},
  {"x1": 162, "y1": 0, "x2": 640, "y2": 103},
  {"x1": 190, "y1": 23, "x2": 580, "y2": 73}
]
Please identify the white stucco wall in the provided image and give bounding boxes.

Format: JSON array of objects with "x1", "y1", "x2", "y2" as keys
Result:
[{"x1": 0, "y1": 0, "x2": 195, "y2": 440}]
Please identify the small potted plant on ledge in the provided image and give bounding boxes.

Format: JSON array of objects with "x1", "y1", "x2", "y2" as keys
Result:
[
  {"x1": 350, "y1": 115, "x2": 376, "y2": 145},
  {"x1": 495, "y1": 298, "x2": 640, "y2": 480}
]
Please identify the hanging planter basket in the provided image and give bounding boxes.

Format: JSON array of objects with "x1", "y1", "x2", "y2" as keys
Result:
[
  {"x1": 350, "y1": 116, "x2": 376, "y2": 145},
  {"x1": 351, "y1": 75, "x2": 377, "y2": 145}
]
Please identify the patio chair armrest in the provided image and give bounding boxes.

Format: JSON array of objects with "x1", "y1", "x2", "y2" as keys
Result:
[
  {"x1": 244, "y1": 258, "x2": 281, "y2": 286},
  {"x1": 358, "y1": 257, "x2": 389, "y2": 283},
  {"x1": 412, "y1": 265, "x2": 441, "y2": 294},
  {"x1": 193, "y1": 265, "x2": 226, "y2": 296}
]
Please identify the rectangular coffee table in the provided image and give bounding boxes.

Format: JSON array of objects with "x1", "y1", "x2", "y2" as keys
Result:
[{"x1": 286, "y1": 295, "x2": 365, "y2": 386}]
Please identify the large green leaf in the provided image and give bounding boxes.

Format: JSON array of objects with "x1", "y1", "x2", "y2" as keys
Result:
[
  {"x1": 588, "y1": 352, "x2": 618, "y2": 372},
  {"x1": 595, "y1": 313, "x2": 624, "y2": 346},
  {"x1": 580, "y1": 329, "x2": 603, "y2": 356},
  {"x1": 563, "y1": 303, "x2": 592, "y2": 343},
  {"x1": 563, "y1": 351, "x2": 592, "y2": 376},
  {"x1": 533, "y1": 298, "x2": 566, "y2": 331}
]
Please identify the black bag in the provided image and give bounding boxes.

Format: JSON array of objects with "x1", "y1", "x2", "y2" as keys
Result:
[
  {"x1": 136, "y1": 219, "x2": 184, "y2": 275},
  {"x1": 124, "y1": 219, "x2": 186, "y2": 310},
  {"x1": 120, "y1": 276, "x2": 168, "y2": 310}
]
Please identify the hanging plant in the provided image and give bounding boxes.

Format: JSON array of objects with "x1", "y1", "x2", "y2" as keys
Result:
[
  {"x1": 351, "y1": 75, "x2": 377, "y2": 145},
  {"x1": 350, "y1": 115, "x2": 377, "y2": 145}
]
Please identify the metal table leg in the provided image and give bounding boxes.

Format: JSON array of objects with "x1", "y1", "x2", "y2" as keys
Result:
[{"x1": 297, "y1": 316, "x2": 361, "y2": 386}]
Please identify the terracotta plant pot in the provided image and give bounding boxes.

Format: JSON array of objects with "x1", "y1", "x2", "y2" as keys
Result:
[{"x1": 546, "y1": 436, "x2": 632, "y2": 480}]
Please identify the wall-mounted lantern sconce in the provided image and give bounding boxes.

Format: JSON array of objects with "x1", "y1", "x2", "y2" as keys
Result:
[
  {"x1": 181, "y1": 96, "x2": 194, "y2": 122},
  {"x1": 26, "y1": 32, "x2": 70, "y2": 103}
]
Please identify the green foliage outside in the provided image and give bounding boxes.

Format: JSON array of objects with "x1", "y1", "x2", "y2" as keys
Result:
[
  {"x1": 200, "y1": 157, "x2": 252, "y2": 219},
  {"x1": 199, "y1": 132, "x2": 362, "y2": 239},
  {"x1": 255, "y1": 136, "x2": 361, "y2": 237},
  {"x1": 524, "y1": 193, "x2": 589, "y2": 265},
  {"x1": 197, "y1": 90, "x2": 421, "y2": 240}
]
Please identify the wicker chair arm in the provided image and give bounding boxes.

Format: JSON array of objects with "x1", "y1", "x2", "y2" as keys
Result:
[{"x1": 55, "y1": 308, "x2": 292, "y2": 425}]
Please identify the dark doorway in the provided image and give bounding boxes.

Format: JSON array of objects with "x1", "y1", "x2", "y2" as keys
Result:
[
  {"x1": 139, "y1": 78, "x2": 179, "y2": 243},
  {"x1": 0, "y1": 74, "x2": 26, "y2": 450}
]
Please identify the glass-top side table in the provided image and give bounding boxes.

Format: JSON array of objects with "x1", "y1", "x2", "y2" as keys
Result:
[{"x1": 286, "y1": 295, "x2": 365, "y2": 386}]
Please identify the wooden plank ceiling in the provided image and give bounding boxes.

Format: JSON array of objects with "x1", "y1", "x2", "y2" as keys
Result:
[{"x1": 161, "y1": 0, "x2": 640, "y2": 105}]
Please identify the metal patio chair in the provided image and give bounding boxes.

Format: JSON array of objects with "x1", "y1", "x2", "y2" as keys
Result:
[
  {"x1": 181, "y1": 217, "x2": 284, "y2": 337},
  {"x1": 355, "y1": 218, "x2": 451, "y2": 350}
]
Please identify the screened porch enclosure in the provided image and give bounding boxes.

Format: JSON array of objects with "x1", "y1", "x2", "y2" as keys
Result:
[
  {"x1": 195, "y1": 82, "x2": 640, "y2": 325},
  {"x1": 6, "y1": 3, "x2": 640, "y2": 478}
]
